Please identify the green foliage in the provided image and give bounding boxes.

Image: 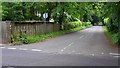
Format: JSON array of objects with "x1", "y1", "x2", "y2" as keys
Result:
[
  {"x1": 26, "y1": 36, "x2": 41, "y2": 43},
  {"x1": 24, "y1": 26, "x2": 87, "y2": 44},
  {"x1": 82, "y1": 22, "x2": 92, "y2": 27},
  {"x1": 11, "y1": 31, "x2": 28, "y2": 45},
  {"x1": 2, "y1": 2, "x2": 96, "y2": 22},
  {"x1": 102, "y1": 3, "x2": 119, "y2": 46},
  {"x1": 11, "y1": 33, "x2": 22, "y2": 45},
  {"x1": 103, "y1": 3, "x2": 119, "y2": 33},
  {"x1": 11, "y1": 24, "x2": 91, "y2": 45},
  {"x1": 2, "y1": 2, "x2": 119, "y2": 46},
  {"x1": 103, "y1": 26, "x2": 119, "y2": 46},
  {"x1": 104, "y1": 18, "x2": 109, "y2": 24},
  {"x1": 64, "y1": 21, "x2": 82, "y2": 30},
  {"x1": 19, "y1": 31, "x2": 28, "y2": 44},
  {"x1": 111, "y1": 33, "x2": 119, "y2": 45}
]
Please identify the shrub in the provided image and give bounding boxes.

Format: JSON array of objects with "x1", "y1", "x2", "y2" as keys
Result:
[
  {"x1": 82, "y1": 22, "x2": 91, "y2": 27},
  {"x1": 11, "y1": 31, "x2": 28, "y2": 45},
  {"x1": 11, "y1": 33, "x2": 22, "y2": 45},
  {"x1": 64, "y1": 21, "x2": 82, "y2": 30},
  {"x1": 111, "y1": 33, "x2": 118, "y2": 45},
  {"x1": 103, "y1": 26, "x2": 119, "y2": 46},
  {"x1": 10, "y1": 21, "x2": 91, "y2": 45}
]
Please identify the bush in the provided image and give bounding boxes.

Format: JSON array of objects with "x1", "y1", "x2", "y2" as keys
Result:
[
  {"x1": 82, "y1": 22, "x2": 91, "y2": 27},
  {"x1": 104, "y1": 18, "x2": 109, "y2": 24},
  {"x1": 11, "y1": 31, "x2": 28, "y2": 45},
  {"x1": 11, "y1": 33, "x2": 22, "y2": 45},
  {"x1": 10, "y1": 21, "x2": 91, "y2": 45},
  {"x1": 103, "y1": 26, "x2": 119, "y2": 46},
  {"x1": 64, "y1": 21, "x2": 82, "y2": 30},
  {"x1": 111, "y1": 33, "x2": 119, "y2": 45}
]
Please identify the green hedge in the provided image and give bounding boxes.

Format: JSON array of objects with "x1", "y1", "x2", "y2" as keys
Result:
[
  {"x1": 103, "y1": 26, "x2": 119, "y2": 46},
  {"x1": 82, "y1": 22, "x2": 92, "y2": 27},
  {"x1": 64, "y1": 21, "x2": 82, "y2": 30}
]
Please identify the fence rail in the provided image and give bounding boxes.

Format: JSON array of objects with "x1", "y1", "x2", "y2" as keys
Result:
[{"x1": 0, "y1": 21, "x2": 60, "y2": 44}]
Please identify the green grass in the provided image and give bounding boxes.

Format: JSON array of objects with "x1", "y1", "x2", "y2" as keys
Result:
[
  {"x1": 23, "y1": 26, "x2": 89, "y2": 44},
  {"x1": 11, "y1": 24, "x2": 92, "y2": 45},
  {"x1": 103, "y1": 26, "x2": 119, "y2": 46}
]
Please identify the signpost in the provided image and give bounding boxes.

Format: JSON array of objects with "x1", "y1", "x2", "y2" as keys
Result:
[
  {"x1": 36, "y1": 11, "x2": 41, "y2": 18},
  {"x1": 36, "y1": 11, "x2": 48, "y2": 34},
  {"x1": 43, "y1": 13, "x2": 48, "y2": 34}
]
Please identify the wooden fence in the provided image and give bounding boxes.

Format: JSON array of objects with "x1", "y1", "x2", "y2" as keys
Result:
[
  {"x1": 0, "y1": 21, "x2": 60, "y2": 44},
  {"x1": 0, "y1": 21, "x2": 11, "y2": 44}
]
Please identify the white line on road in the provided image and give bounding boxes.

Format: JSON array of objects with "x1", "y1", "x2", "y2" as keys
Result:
[
  {"x1": 79, "y1": 35, "x2": 84, "y2": 39},
  {"x1": 0, "y1": 47, "x2": 5, "y2": 49},
  {"x1": 68, "y1": 42, "x2": 74, "y2": 46},
  {"x1": 8, "y1": 48, "x2": 16, "y2": 50},
  {"x1": 6, "y1": 67, "x2": 15, "y2": 68},
  {"x1": 90, "y1": 54, "x2": 95, "y2": 56},
  {"x1": 61, "y1": 42, "x2": 74, "y2": 52},
  {"x1": 0, "y1": 44, "x2": 7, "y2": 46},
  {"x1": 61, "y1": 49, "x2": 64, "y2": 52},
  {"x1": 101, "y1": 52, "x2": 104, "y2": 55},
  {"x1": 19, "y1": 48, "x2": 28, "y2": 50},
  {"x1": 0, "y1": 44, "x2": 5, "y2": 45},
  {"x1": 109, "y1": 53, "x2": 120, "y2": 55},
  {"x1": 63, "y1": 47, "x2": 67, "y2": 50},
  {"x1": 113, "y1": 56, "x2": 120, "y2": 58},
  {"x1": 31, "y1": 49, "x2": 42, "y2": 52}
]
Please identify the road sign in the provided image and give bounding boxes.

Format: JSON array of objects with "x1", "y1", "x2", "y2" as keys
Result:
[{"x1": 43, "y1": 13, "x2": 48, "y2": 19}]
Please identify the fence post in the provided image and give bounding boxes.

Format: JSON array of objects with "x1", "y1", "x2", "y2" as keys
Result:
[
  {"x1": 0, "y1": 21, "x2": 11, "y2": 44},
  {"x1": 6, "y1": 21, "x2": 12, "y2": 43}
]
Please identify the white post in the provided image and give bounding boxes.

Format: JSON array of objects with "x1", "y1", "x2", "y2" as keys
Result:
[
  {"x1": 44, "y1": 18, "x2": 46, "y2": 34},
  {"x1": 43, "y1": 13, "x2": 48, "y2": 34}
]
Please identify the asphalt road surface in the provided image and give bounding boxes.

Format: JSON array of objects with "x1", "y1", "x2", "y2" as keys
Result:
[{"x1": 1, "y1": 26, "x2": 119, "y2": 66}]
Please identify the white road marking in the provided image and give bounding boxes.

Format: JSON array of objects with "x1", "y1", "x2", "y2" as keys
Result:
[
  {"x1": 109, "y1": 53, "x2": 120, "y2": 55},
  {"x1": 90, "y1": 54, "x2": 95, "y2": 56},
  {"x1": 79, "y1": 35, "x2": 84, "y2": 39},
  {"x1": 7, "y1": 67, "x2": 14, "y2": 68},
  {"x1": 8, "y1": 48, "x2": 16, "y2": 50},
  {"x1": 61, "y1": 42, "x2": 74, "y2": 52},
  {"x1": 31, "y1": 49, "x2": 42, "y2": 52},
  {"x1": 68, "y1": 42, "x2": 74, "y2": 46},
  {"x1": 0, "y1": 44, "x2": 6, "y2": 46},
  {"x1": 0, "y1": 44, "x2": 5, "y2": 45},
  {"x1": 0, "y1": 47, "x2": 5, "y2": 49},
  {"x1": 101, "y1": 52, "x2": 104, "y2": 55},
  {"x1": 63, "y1": 47, "x2": 67, "y2": 50},
  {"x1": 113, "y1": 56, "x2": 120, "y2": 58},
  {"x1": 61, "y1": 49, "x2": 64, "y2": 52},
  {"x1": 19, "y1": 48, "x2": 28, "y2": 50}
]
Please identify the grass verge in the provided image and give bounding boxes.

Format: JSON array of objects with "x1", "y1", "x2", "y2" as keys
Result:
[
  {"x1": 10, "y1": 24, "x2": 92, "y2": 45},
  {"x1": 103, "y1": 26, "x2": 119, "y2": 46},
  {"x1": 25, "y1": 26, "x2": 86, "y2": 44}
]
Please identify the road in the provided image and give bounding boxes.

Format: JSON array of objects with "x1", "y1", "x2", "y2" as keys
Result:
[{"x1": 1, "y1": 26, "x2": 119, "y2": 66}]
